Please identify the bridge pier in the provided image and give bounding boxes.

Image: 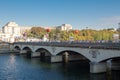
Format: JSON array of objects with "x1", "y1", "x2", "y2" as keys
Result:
[
  {"x1": 39, "y1": 52, "x2": 69, "y2": 63},
  {"x1": 40, "y1": 54, "x2": 63, "y2": 63},
  {"x1": 19, "y1": 50, "x2": 32, "y2": 58},
  {"x1": 90, "y1": 62, "x2": 107, "y2": 73},
  {"x1": 50, "y1": 55, "x2": 63, "y2": 63},
  {"x1": 26, "y1": 51, "x2": 32, "y2": 58},
  {"x1": 33, "y1": 51, "x2": 87, "y2": 63},
  {"x1": 31, "y1": 52, "x2": 40, "y2": 58},
  {"x1": 40, "y1": 52, "x2": 46, "y2": 62},
  {"x1": 62, "y1": 52, "x2": 69, "y2": 63},
  {"x1": 20, "y1": 50, "x2": 27, "y2": 55}
]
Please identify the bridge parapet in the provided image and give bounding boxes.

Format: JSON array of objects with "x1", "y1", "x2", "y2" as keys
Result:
[{"x1": 13, "y1": 41, "x2": 120, "y2": 50}]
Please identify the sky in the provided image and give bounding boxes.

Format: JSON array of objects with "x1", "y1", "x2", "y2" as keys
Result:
[{"x1": 0, "y1": 0, "x2": 120, "y2": 30}]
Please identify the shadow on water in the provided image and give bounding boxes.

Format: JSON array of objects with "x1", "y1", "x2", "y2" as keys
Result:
[
  {"x1": 90, "y1": 73, "x2": 107, "y2": 80},
  {"x1": 111, "y1": 70, "x2": 120, "y2": 80},
  {"x1": 59, "y1": 62, "x2": 90, "y2": 80},
  {"x1": 0, "y1": 53, "x2": 120, "y2": 80},
  {"x1": 9, "y1": 54, "x2": 120, "y2": 80},
  {"x1": 17, "y1": 55, "x2": 91, "y2": 80}
]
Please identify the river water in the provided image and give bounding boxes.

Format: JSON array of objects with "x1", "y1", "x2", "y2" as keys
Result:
[{"x1": 0, "y1": 53, "x2": 119, "y2": 80}]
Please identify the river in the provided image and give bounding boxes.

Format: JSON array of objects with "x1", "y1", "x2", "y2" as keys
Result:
[{"x1": 0, "y1": 53, "x2": 119, "y2": 80}]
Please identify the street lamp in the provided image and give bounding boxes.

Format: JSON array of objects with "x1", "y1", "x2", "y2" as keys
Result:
[{"x1": 86, "y1": 27, "x2": 88, "y2": 40}]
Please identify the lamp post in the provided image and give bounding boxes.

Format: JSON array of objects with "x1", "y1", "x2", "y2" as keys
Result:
[{"x1": 86, "y1": 27, "x2": 88, "y2": 40}]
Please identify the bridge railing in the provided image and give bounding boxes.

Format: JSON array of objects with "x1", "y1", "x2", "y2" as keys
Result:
[{"x1": 13, "y1": 41, "x2": 120, "y2": 50}]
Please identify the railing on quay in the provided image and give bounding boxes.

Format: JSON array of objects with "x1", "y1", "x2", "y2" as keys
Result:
[{"x1": 13, "y1": 41, "x2": 120, "y2": 50}]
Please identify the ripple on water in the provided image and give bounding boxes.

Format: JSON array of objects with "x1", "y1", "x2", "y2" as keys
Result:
[{"x1": 0, "y1": 54, "x2": 120, "y2": 80}]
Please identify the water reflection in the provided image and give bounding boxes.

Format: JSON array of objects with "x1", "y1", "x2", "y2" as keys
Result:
[
  {"x1": 112, "y1": 71, "x2": 120, "y2": 80},
  {"x1": 90, "y1": 73, "x2": 107, "y2": 80},
  {"x1": 0, "y1": 54, "x2": 120, "y2": 80},
  {"x1": 9, "y1": 54, "x2": 16, "y2": 64}
]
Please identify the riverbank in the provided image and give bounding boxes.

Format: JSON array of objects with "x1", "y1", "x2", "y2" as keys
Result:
[
  {"x1": 0, "y1": 43, "x2": 18, "y2": 54},
  {"x1": 0, "y1": 49, "x2": 19, "y2": 54}
]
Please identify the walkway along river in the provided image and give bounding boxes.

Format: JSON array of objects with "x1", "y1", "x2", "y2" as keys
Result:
[{"x1": 0, "y1": 53, "x2": 120, "y2": 80}]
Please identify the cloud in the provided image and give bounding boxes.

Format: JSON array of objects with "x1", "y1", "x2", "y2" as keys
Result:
[
  {"x1": 91, "y1": 16, "x2": 120, "y2": 30},
  {"x1": 100, "y1": 16, "x2": 120, "y2": 25}
]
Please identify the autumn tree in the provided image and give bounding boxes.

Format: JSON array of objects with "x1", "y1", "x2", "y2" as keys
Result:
[
  {"x1": 30, "y1": 27, "x2": 46, "y2": 38},
  {"x1": 26, "y1": 26, "x2": 118, "y2": 41}
]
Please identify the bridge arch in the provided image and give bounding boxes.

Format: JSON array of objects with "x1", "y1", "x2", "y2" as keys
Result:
[
  {"x1": 57, "y1": 50, "x2": 90, "y2": 62},
  {"x1": 14, "y1": 46, "x2": 21, "y2": 51},
  {"x1": 94, "y1": 49, "x2": 120, "y2": 63},
  {"x1": 35, "y1": 48, "x2": 52, "y2": 56},
  {"x1": 99, "y1": 56, "x2": 120, "y2": 63},
  {"x1": 35, "y1": 48, "x2": 52, "y2": 61},
  {"x1": 22, "y1": 47, "x2": 32, "y2": 58},
  {"x1": 22, "y1": 46, "x2": 32, "y2": 50}
]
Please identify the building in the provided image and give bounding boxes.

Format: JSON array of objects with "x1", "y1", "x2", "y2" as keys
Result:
[
  {"x1": 57, "y1": 24, "x2": 72, "y2": 31},
  {"x1": 113, "y1": 34, "x2": 119, "y2": 40},
  {"x1": 43, "y1": 24, "x2": 72, "y2": 31},
  {"x1": 1, "y1": 22, "x2": 32, "y2": 42},
  {"x1": 2, "y1": 22, "x2": 32, "y2": 35},
  {"x1": 2, "y1": 22, "x2": 20, "y2": 35},
  {"x1": 0, "y1": 22, "x2": 72, "y2": 42}
]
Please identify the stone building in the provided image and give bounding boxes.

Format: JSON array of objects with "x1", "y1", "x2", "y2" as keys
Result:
[
  {"x1": 1, "y1": 22, "x2": 32, "y2": 42},
  {"x1": 0, "y1": 22, "x2": 72, "y2": 42},
  {"x1": 2, "y1": 22, "x2": 20, "y2": 35},
  {"x1": 57, "y1": 24, "x2": 72, "y2": 31},
  {"x1": 2, "y1": 22, "x2": 32, "y2": 36}
]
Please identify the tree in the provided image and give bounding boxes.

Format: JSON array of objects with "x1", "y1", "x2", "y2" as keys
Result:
[
  {"x1": 30, "y1": 27, "x2": 46, "y2": 38},
  {"x1": 26, "y1": 26, "x2": 118, "y2": 41}
]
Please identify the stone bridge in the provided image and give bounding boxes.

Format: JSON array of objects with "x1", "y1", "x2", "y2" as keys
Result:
[{"x1": 12, "y1": 42, "x2": 120, "y2": 73}]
